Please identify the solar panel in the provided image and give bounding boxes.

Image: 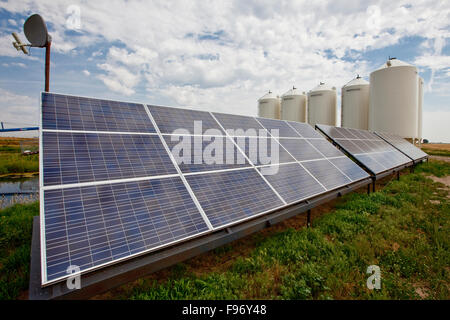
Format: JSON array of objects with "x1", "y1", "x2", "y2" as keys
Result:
[
  {"x1": 252, "y1": 120, "x2": 370, "y2": 192},
  {"x1": 233, "y1": 136, "x2": 296, "y2": 165},
  {"x1": 43, "y1": 131, "x2": 177, "y2": 186},
  {"x1": 277, "y1": 138, "x2": 324, "y2": 161},
  {"x1": 43, "y1": 177, "x2": 209, "y2": 283},
  {"x1": 255, "y1": 117, "x2": 301, "y2": 137},
  {"x1": 185, "y1": 168, "x2": 285, "y2": 228},
  {"x1": 40, "y1": 93, "x2": 371, "y2": 285},
  {"x1": 329, "y1": 157, "x2": 370, "y2": 181},
  {"x1": 307, "y1": 139, "x2": 345, "y2": 158},
  {"x1": 163, "y1": 135, "x2": 251, "y2": 173},
  {"x1": 212, "y1": 112, "x2": 265, "y2": 136},
  {"x1": 148, "y1": 105, "x2": 224, "y2": 135},
  {"x1": 42, "y1": 93, "x2": 155, "y2": 133},
  {"x1": 375, "y1": 131, "x2": 428, "y2": 161},
  {"x1": 285, "y1": 120, "x2": 324, "y2": 139},
  {"x1": 257, "y1": 163, "x2": 326, "y2": 204},
  {"x1": 316, "y1": 124, "x2": 412, "y2": 175},
  {"x1": 302, "y1": 159, "x2": 352, "y2": 190}
]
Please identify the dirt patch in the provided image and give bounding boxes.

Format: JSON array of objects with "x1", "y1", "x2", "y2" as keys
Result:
[
  {"x1": 427, "y1": 175, "x2": 450, "y2": 187},
  {"x1": 413, "y1": 283, "x2": 430, "y2": 299}
]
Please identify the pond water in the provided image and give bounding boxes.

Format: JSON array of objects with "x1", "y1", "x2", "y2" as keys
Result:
[{"x1": 0, "y1": 175, "x2": 39, "y2": 209}]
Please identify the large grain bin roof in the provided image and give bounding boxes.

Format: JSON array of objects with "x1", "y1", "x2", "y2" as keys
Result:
[
  {"x1": 258, "y1": 91, "x2": 279, "y2": 101},
  {"x1": 309, "y1": 82, "x2": 336, "y2": 92},
  {"x1": 343, "y1": 76, "x2": 369, "y2": 87},
  {"x1": 374, "y1": 58, "x2": 416, "y2": 71},
  {"x1": 281, "y1": 87, "x2": 305, "y2": 97}
]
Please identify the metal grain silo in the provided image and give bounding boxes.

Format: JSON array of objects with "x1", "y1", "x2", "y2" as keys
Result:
[
  {"x1": 281, "y1": 87, "x2": 307, "y2": 122},
  {"x1": 258, "y1": 91, "x2": 280, "y2": 119},
  {"x1": 341, "y1": 75, "x2": 369, "y2": 130},
  {"x1": 369, "y1": 58, "x2": 419, "y2": 139},
  {"x1": 418, "y1": 77, "x2": 424, "y2": 144},
  {"x1": 307, "y1": 82, "x2": 337, "y2": 126}
]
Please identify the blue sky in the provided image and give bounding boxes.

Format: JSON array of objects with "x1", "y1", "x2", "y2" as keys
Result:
[{"x1": 0, "y1": 0, "x2": 449, "y2": 141}]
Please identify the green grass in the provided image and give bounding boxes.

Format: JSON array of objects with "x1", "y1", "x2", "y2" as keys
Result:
[
  {"x1": 123, "y1": 161, "x2": 449, "y2": 300},
  {"x1": 422, "y1": 148, "x2": 450, "y2": 157},
  {"x1": 0, "y1": 153, "x2": 39, "y2": 175},
  {"x1": 0, "y1": 146, "x2": 22, "y2": 153},
  {"x1": 0, "y1": 202, "x2": 39, "y2": 299},
  {"x1": 415, "y1": 160, "x2": 450, "y2": 177}
]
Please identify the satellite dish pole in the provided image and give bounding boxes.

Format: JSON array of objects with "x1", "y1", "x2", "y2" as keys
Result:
[
  {"x1": 44, "y1": 39, "x2": 51, "y2": 92},
  {"x1": 11, "y1": 14, "x2": 52, "y2": 92}
]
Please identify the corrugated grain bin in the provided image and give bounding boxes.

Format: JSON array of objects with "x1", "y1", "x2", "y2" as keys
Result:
[
  {"x1": 341, "y1": 75, "x2": 369, "y2": 130},
  {"x1": 369, "y1": 58, "x2": 419, "y2": 139},
  {"x1": 258, "y1": 91, "x2": 280, "y2": 119},
  {"x1": 281, "y1": 87, "x2": 307, "y2": 122},
  {"x1": 307, "y1": 82, "x2": 337, "y2": 126}
]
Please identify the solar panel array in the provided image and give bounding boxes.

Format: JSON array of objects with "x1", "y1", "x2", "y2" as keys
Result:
[
  {"x1": 374, "y1": 131, "x2": 428, "y2": 162},
  {"x1": 316, "y1": 124, "x2": 413, "y2": 175},
  {"x1": 40, "y1": 93, "x2": 370, "y2": 285}
]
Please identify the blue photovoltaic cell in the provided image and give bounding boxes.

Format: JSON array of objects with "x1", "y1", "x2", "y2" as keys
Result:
[
  {"x1": 335, "y1": 139, "x2": 364, "y2": 154},
  {"x1": 148, "y1": 105, "x2": 224, "y2": 135},
  {"x1": 233, "y1": 136, "x2": 295, "y2": 165},
  {"x1": 257, "y1": 163, "x2": 326, "y2": 204},
  {"x1": 43, "y1": 177, "x2": 209, "y2": 282},
  {"x1": 185, "y1": 168, "x2": 284, "y2": 228},
  {"x1": 212, "y1": 112, "x2": 265, "y2": 136},
  {"x1": 318, "y1": 125, "x2": 345, "y2": 139},
  {"x1": 307, "y1": 139, "x2": 345, "y2": 158},
  {"x1": 42, "y1": 93, "x2": 154, "y2": 133},
  {"x1": 329, "y1": 157, "x2": 370, "y2": 181},
  {"x1": 256, "y1": 117, "x2": 301, "y2": 137},
  {"x1": 371, "y1": 151, "x2": 407, "y2": 170},
  {"x1": 277, "y1": 138, "x2": 324, "y2": 161},
  {"x1": 286, "y1": 121, "x2": 324, "y2": 139},
  {"x1": 43, "y1": 132, "x2": 176, "y2": 186},
  {"x1": 163, "y1": 135, "x2": 250, "y2": 173},
  {"x1": 350, "y1": 140, "x2": 373, "y2": 153},
  {"x1": 354, "y1": 154, "x2": 386, "y2": 174},
  {"x1": 302, "y1": 159, "x2": 352, "y2": 190}
]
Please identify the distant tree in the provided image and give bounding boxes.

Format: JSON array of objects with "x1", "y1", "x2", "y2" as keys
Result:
[{"x1": 423, "y1": 139, "x2": 429, "y2": 144}]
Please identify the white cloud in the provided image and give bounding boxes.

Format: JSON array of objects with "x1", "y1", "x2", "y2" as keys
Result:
[
  {"x1": 8, "y1": 19, "x2": 17, "y2": 26},
  {"x1": 97, "y1": 62, "x2": 140, "y2": 96},
  {"x1": 82, "y1": 69, "x2": 90, "y2": 76},
  {"x1": 0, "y1": 88, "x2": 38, "y2": 137},
  {"x1": 0, "y1": 0, "x2": 448, "y2": 139}
]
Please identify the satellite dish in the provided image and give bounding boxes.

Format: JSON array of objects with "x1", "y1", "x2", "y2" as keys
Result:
[{"x1": 24, "y1": 14, "x2": 49, "y2": 47}]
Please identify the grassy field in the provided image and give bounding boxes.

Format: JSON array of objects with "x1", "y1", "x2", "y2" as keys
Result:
[
  {"x1": 0, "y1": 160, "x2": 448, "y2": 300},
  {"x1": 0, "y1": 202, "x2": 38, "y2": 299},
  {"x1": 422, "y1": 143, "x2": 450, "y2": 157},
  {"x1": 0, "y1": 137, "x2": 39, "y2": 175}
]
